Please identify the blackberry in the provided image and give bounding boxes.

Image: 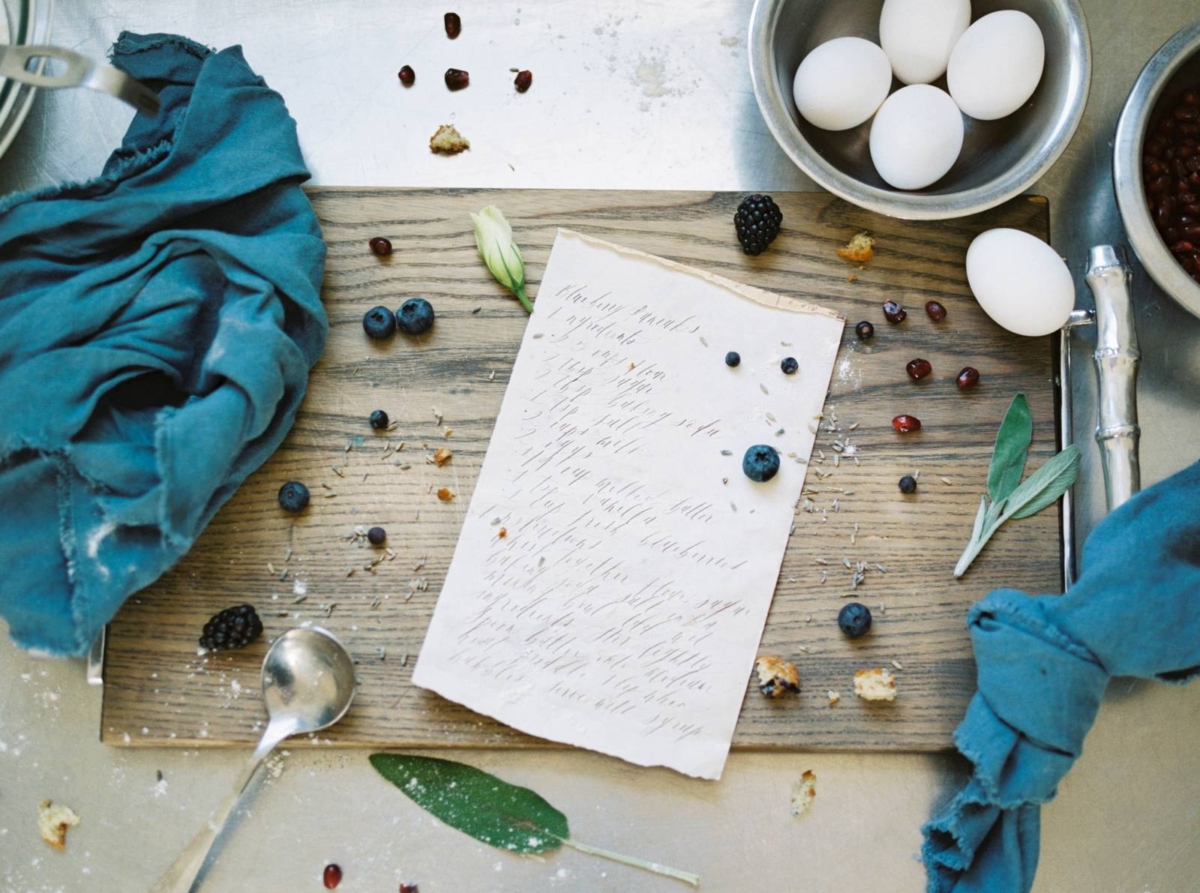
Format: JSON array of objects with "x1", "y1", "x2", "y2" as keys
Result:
[
  {"x1": 733, "y1": 194, "x2": 783, "y2": 256},
  {"x1": 199, "y1": 604, "x2": 263, "y2": 652},
  {"x1": 277, "y1": 481, "x2": 310, "y2": 513}
]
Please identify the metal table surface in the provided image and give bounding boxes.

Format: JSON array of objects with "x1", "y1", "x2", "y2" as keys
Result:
[{"x1": 2, "y1": 2, "x2": 1199, "y2": 891}]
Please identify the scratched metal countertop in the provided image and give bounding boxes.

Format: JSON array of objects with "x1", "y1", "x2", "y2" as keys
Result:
[{"x1": 2, "y1": 1, "x2": 1199, "y2": 891}]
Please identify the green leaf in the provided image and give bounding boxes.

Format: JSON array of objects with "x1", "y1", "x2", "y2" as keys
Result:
[
  {"x1": 1007, "y1": 445, "x2": 1081, "y2": 519},
  {"x1": 987, "y1": 393, "x2": 1033, "y2": 504},
  {"x1": 370, "y1": 754, "x2": 567, "y2": 854}
]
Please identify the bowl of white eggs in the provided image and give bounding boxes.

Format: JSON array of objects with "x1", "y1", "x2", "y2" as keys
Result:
[{"x1": 748, "y1": 0, "x2": 1091, "y2": 220}]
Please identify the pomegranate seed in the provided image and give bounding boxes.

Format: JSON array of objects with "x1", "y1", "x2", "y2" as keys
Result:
[
  {"x1": 906, "y1": 358, "x2": 932, "y2": 380},
  {"x1": 444, "y1": 12, "x2": 461, "y2": 38},
  {"x1": 369, "y1": 237, "x2": 392, "y2": 257},
  {"x1": 445, "y1": 68, "x2": 469, "y2": 90},
  {"x1": 882, "y1": 300, "x2": 907, "y2": 324},
  {"x1": 924, "y1": 300, "x2": 947, "y2": 322},
  {"x1": 399, "y1": 885, "x2": 420, "y2": 893},
  {"x1": 323, "y1": 864, "x2": 343, "y2": 889},
  {"x1": 398, "y1": 65, "x2": 415, "y2": 86},
  {"x1": 892, "y1": 414, "x2": 921, "y2": 434},
  {"x1": 514, "y1": 70, "x2": 533, "y2": 93},
  {"x1": 957, "y1": 366, "x2": 980, "y2": 389}
]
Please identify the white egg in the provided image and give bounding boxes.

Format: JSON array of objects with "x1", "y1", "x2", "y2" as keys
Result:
[
  {"x1": 879, "y1": 0, "x2": 971, "y2": 85},
  {"x1": 869, "y1": 85, "x2": 964, "y2": 190},
  {"x1": 793, "y1": 37, "x2": 893, "y2": 132},
  {"x1": 948, "y1": 11, "x2": 1045, "y2": 121},
  {"x1": 966, "y1": 229, "x2": 1074, "y2": 337}
]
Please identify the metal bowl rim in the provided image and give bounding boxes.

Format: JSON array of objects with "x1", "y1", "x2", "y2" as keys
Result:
[
  {"x1": 748, "y1": 0, "x2": 1093, "y2": 221},
  {"x1": 1113, "y1": 16, "x2": 1200, "y2": 320}
]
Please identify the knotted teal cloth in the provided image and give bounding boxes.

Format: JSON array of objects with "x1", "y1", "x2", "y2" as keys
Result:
[
  {"x1": 0, "y1": 33, "x2": 326, "y2": 655},
  {"x1": 923, "y1": 459, "x2": 1200, "y2": 891}
]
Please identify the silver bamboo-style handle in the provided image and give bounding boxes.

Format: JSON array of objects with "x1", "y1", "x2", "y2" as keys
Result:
[{"x1": 1085, "y1": 246, "x2": 1140, "y2": 511}]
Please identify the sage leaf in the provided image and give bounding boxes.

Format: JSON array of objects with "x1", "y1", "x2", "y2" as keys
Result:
[
  {"x1": 987, "y1": 393, "x2": 1033, "y2": 504},
  {"x1": 955, "y1": 397, "x2": 1080, "y2": 578},
  {"x1": 370, "y1": 754, "x2": 700, "y2": 886},
  {"x1": 1007, "y1": 445, "x2": 1081, "y2": 519},
  {"x1": 370, "y1": 753, "x2": 566, "y2": 853}
]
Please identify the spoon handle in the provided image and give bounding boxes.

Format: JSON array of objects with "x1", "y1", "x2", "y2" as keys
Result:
[{"x1": 150, "y1": 725, "x2": 290, "y2": 893}]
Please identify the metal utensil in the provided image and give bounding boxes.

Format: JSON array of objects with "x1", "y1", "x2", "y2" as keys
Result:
[
  {"x1": 0, "y1": 43, "x2": 160, "y2": 117},
  {"x1": 1060, "y1": 246, "x2": 1141, "y2": 586},
  {"x1": 150, "y1": 627, "x2": 357, "y2": 893},
  {"x1": 747, "y1": 0, "x2": 1092, "y2": 220}
]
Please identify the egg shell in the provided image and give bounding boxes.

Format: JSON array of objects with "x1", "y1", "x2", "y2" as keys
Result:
[
  {"x1": 966, "y1": 228, "x2": 1074, "y2": 337},
  {"x1": 879, "y1": 0, "x2": 971, "y2": 85},
  {"x1": 793, "y1": 37, "x2": 894, "y2": 132},
  {"x1": 948, "y1": 10, "x2": 1045, "y2": 121},
  {"x1": 869, "y1": 85, "x2": 964, "y2": 190}
]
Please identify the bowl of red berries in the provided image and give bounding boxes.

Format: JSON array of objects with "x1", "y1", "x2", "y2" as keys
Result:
[{"x1": 1115, "y1": 17, "x2": 1200, "y2": 319}]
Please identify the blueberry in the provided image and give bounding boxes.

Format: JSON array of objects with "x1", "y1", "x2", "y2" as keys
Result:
[
  {"x1": 838, "y1": 602, "x2": 872, "y2": 638},
  {"x1": 725, "y1": 351, "x2": 741, "y2": 368},
  {"x1": 855, "y1": 320, "x2": 874, "y2": 341},
  {"x1": 277, "y1": 481, "x2": 310, "y2": 513},
  {"x1": 780, "y1": 357, "x2": 798, "y2": 375},
  {"x1": 397, "y1": 298, "x2": 435, "y2": 335},
  {"x1": 367, "y1": 526, "x2": 387, "y2": 545},
  {"x1": 369, "y1": 409, "x2": 390, "y2": 430},
  {"x1": 363, "y1": 305, "x2": 396, "y2": 339},
  {"x1": 742, "y1": 444, "x2": 781, "y2": 483},
  {"x1": 899, "y1": 474, "x2": 917, "y2": 494}
]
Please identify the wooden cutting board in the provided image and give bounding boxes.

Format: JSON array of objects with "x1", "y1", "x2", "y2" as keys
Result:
[{"x1": 101, "y1": 189, "x2": 1061, "y2": 751}]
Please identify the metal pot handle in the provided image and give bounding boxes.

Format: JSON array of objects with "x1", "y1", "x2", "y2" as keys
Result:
[{"x1": 1086, "y1": 246, "x2": 1141, "y2": 511}]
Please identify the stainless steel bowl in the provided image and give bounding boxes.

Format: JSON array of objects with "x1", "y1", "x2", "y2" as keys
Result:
[
  {"x1": 1113, "y1": 17, "x2": 1200, "y2": 321},
  {"x1": 748, "y1": 0, "x2": 1091, "y2": 220}
]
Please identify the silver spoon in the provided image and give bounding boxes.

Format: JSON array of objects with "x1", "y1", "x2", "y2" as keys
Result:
[{"x1": 150, "y1": 627, "x2": 357, "y2": 893}]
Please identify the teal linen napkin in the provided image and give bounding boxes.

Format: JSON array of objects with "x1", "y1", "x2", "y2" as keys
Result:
[
  {"x1": 0, "y1": 33, "x2": 326, "y2": 655},
  {"x1": 923, "y1": 459, "x2": 1200, "y2": 891}
]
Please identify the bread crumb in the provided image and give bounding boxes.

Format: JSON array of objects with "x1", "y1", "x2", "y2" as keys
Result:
[
  {"x1": 433, "y1": 447, "x2": 453, "y2": 467},
  {"x1": 436, "y1": 487, "x2": 455, "y2": 502},
  {"x1": 848, "y1": 273, "x2": 858, "y2": 282},
  {"x1": 430, "y1": 123, "x2": 470, "y2": 155},
  {"x1": 37, "y1": 800, "x2": 80, "y2": 850},
  {"x1": 754, "y1": 655, "x2": 800, "y2": 698},
  {"x1": 790, "y1": 770, "x2": 816, "y2": 818},
  {"x1": 837, "y1": 232, "x2": 875, "y2": 264},
  {"x1": 498, "y1": 527, "x2": 507, "y2": 539},
  {"x1": 854, "y1": 668, "x2": 896, "y2": 702},
  {"x1": 827, "y1": 690, "x2": 840, "y2": 706}
]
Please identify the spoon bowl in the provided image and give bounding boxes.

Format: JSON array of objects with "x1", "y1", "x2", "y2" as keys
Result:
[{"x1": 262, "y1": 626, "x2": 357, "y2": 736}]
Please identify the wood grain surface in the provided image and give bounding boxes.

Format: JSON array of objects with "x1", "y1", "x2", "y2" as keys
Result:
[{"x1": 101, "y1": 189, "x2": 1060, "y2": 751}]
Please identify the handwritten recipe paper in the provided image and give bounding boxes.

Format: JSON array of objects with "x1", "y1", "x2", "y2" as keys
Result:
[{"x1": 413, "y1": 231, "x2": 844, "y2": 779}]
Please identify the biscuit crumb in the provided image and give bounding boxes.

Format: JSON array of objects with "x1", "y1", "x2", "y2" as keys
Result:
[
  {"x1": 827, "y1": 690, "x2": 840, "y2": 706},
  {"x1": 754, "y1": 655, "x2": 800, "y2": 698},
  {"x1": 37, "y1": 800, "x2": 80, "y2": 850},
  {"x1": 853, "y1": 668, "x2": 896, "y2": 702},
  {"x1": 848, "y1": 274, "x2": 858, "y2": 282},
  {"x1": 790, "y1": 770, "x2": 817, "y2": 818},
  {"x1": 433, "y1": 447, "x2": 453, "y2": 467},
  {"x1": 498, "y1": 527, "x2": 507, "y2": 539},
  {"x1": 436, "y1": 487, "x2": 455, "y2": 502},
  {"x1": 837, "y1": 232, "x2": 875, "y2": 264},
  {"x1": 429, "y1": 123, "x2": 470, "y2": 155}
]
